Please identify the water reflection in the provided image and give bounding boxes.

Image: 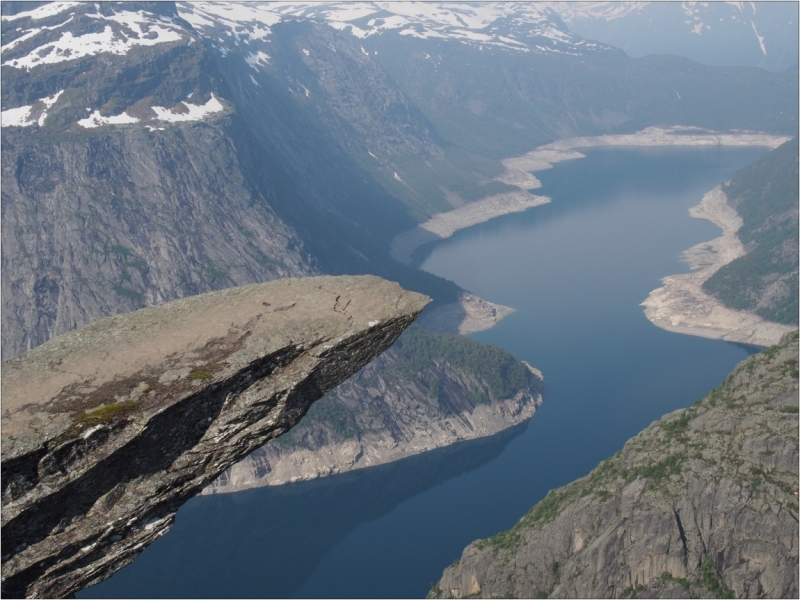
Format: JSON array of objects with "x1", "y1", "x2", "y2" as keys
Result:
[{"x1": 79, "y1": 423, "x2": 528, "y2": 598}]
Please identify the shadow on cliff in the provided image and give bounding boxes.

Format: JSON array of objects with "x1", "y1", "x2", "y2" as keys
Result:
[{"x1": 77, "y1": 423, "x2": 528, "y2": 599}]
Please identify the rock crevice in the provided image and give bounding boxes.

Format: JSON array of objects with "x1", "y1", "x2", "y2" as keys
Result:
[{"x1": 1, "y1": 275, "x2": 429, "y2": 598}]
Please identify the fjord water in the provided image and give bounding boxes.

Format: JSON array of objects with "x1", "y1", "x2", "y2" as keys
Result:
[{"x1": 80, "y1": 146, "x2": 766, "y2": 599}]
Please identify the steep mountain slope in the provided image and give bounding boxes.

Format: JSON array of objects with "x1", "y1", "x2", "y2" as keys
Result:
[
  {"x1": 431, "y1": 332, "x2": 799, "y2": 599},
  {"x1": 3, "y1": 1, "x2": 797, "y2": 359},
  {"x1": 703, "y1": 138, "x2": 799, "y2": 325},
  {"x1": 1, "y1": 118, "x2": 319, "y2": 357},
  {"x1": 0, "y1": 1, "x2": 459, "y2": 357},
  {"x1": 0, "y1": 2, "x2": 314, "y2": 357},
  {"x1": 204, "y1": 326, "x2": 543, "y2": 492},
  {"x1": 177, "y1": 1, "x2": 799, "y2": 210}
]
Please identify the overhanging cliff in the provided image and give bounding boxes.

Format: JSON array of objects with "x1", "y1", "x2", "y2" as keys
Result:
[{"x1": 1, "y1": 275, "x2": 429, "y2": 598}]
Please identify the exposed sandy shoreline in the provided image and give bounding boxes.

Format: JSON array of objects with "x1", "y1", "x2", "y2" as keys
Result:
[
  {"x1": 641, "y1": 187, "x2": 796, "y2": 347},
  {"x1": 393, "y1": 127, "x2": 790, "y2": 266},
  {"x1": 390, "y1": 190, "x2": 549, "y2": 265},
  {"x1": 391, "y1": 126, "x2": 791, "y2": 339},
  {"x1": 416, "y1": 292, "x2": 516, "y2": 335}
]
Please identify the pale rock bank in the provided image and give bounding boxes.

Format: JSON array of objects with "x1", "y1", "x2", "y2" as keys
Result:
[
  {"x1": 417, "y1": 292, "x2": 516, "y2": 336},
  {"x1": 642, "y1": 187, "x2": 795, "y2": 346},
  {"x1": 391, "y1": 127, "x2": 790, "y2": 338}
]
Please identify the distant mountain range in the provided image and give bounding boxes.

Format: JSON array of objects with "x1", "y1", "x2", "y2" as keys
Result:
[
  {"x1": 552, "y1": 1, "x2": 799, "y2": 72},
  {"x1": 177, "y1": 1, "x2": 613, "y2": 55}
]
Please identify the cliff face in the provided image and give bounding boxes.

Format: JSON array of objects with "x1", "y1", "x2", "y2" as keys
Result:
[
  {"x1": 0, "y1": 275, "x2": 429, "y2": 599},
  {"x1": 4, "y1": 1, "x2": 797, "y2": 360},
  {"x1": 1, "y1": 119, "x2": 319, "y2": 358},
  {"x1": 0, "y1": 2, "x2": 454, "y2": 359},
  {"x1": 204, "y1": 327, "x2": 543, "y2": 492},
  {"x1": 431, "y1": 332, "x2": 799, "y2": 599}
]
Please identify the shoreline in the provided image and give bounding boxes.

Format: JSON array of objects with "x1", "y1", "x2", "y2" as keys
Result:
[
  {"x1": 390, "y1": 126, "x2": 791, "y2": 338},
  {"x1": 416, "y1": 292, "x2": 516, "y2": 335},
  {"x1": 392, "y1": 127, "x2": 791, "y2": 267},
  {"x1": 641, "y1": 186, "x2": 796, "y2": 347},
  {"x1": 390, "y1": 190, "x2": 549, "y2": 265}
]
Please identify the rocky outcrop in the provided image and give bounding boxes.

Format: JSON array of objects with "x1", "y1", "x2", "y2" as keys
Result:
[
  {"x1": 203, "y1": 328, "x2": 543, "y2": 492},
  {"x1": 416, "y1": 292, "x2": 516, "y2": 336},
  {"x1": 390, "y1": 192, "x2": 550, "y2": 265},
  {"x1": 0, "y1": 275, "x2": 429, "y2": 599},
  {"x1": 430, "y1": 331, "x2": 799, "y2": 599}
]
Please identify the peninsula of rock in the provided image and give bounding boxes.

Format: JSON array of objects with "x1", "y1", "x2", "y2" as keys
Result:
[
  {"x1": 204, "y1": 327, "x2": 543, "y2": 492},
  {"x1": 1, "y1": 275, "x2": 429, "y2": 598}
]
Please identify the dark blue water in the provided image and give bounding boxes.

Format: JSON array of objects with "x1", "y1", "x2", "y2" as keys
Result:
[{"x1": 81, "y1": 146, "x2": 766, "y2": 599}]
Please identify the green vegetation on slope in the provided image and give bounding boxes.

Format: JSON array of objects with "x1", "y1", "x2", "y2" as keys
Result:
[
  {"x1": 703, "y1": 138, "x2": 799, "y2": 325},
  {"x1": 281, "y1": 326, "x2": 533, "y2": 443},
  {"x1": 432, "y1": 331, "x2": 799, "y2": 599},
  {"x1": 389, "y1": 326, "x2": 530, "y2": 401}
]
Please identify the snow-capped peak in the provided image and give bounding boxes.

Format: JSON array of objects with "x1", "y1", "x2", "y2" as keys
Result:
[{"x1": 177, "y1": 2, "x2": 609, "y2": 55}]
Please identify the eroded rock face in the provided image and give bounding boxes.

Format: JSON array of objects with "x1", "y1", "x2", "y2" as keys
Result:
[
  {"x1": 430, "y1": 332, "x2": 799, "y2": 600},
  {"x1": 1, "y1": 275, "x2": 429, "y2": 598},
  {"x1": 204, "y1": 341, "x2": 543, "y2": 492}
]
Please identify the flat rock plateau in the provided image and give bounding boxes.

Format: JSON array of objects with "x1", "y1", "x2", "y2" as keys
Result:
[
  {"x1": 430, "y1": 332, "x2": 799, "y2": 599},
  {"x1": 1, "y1": 275, "x2": 429, "y2": 599}
]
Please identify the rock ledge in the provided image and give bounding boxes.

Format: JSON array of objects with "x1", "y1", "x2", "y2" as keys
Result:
[{"x1": 1, "y1": 275, "x2": 429, "y2": 598}]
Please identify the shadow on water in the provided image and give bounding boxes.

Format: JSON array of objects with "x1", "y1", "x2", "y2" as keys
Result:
[{"x1": 78, "y1": 423, "x2": 529, "y2": 599}]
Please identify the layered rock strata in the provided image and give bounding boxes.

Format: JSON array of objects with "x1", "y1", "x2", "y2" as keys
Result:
[
  {"x1": 431, "y1": 332, "x2": 799, "y2": 599},
  {"x1": 1, "y1": 275, "x2": 429, "y2": 598}
]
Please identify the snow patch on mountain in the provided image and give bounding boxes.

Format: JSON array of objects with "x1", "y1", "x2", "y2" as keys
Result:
[
  {"x1": 2, "y1": 9, "x2": 185, "y2": 70},
  {"x1": 1, "y1": 2, "x2": 80, "y2": 22},
  {"x1": 750, "y1": 19, "x2": 766, "y2": 55},
  {"x1": 76, "y1": 94, "x2": 225, "y2": 129},
  {"x1": 178, "y1": 2, "x2": 280, "y2": 41},
  {"x1": 78, "y1": 109, "x2": 140, "y2": 129},
  {"x1": 1, "y1": 90, "x2": 64, "y2": 128},
  {"x1": 245, "y1": 51, "x2": 270, "y2": 69},
  {"x1": 549, "y1": 1, "x2": 649, "y2": 23},
  {"x1": 1, "y1": 105, "x2": 36, "y2": 127},
  {"x1": 1, "y1": 16, "x2": 74, "y2": 53},
  {"x1": 151, "y1": 94, "x2": 225, "y2": 122},
  {"x1": 176, "y1": 1, "x2": 606, "y2": 55}
]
